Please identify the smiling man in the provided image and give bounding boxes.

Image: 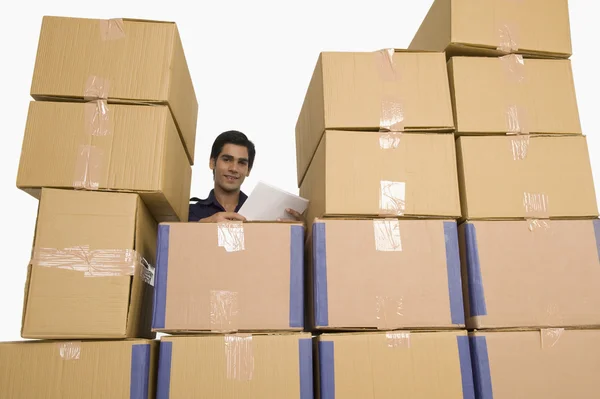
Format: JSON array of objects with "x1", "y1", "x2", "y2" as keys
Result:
[{"x1": 189, "y1": 130, "x2": 303, "y2": 223}]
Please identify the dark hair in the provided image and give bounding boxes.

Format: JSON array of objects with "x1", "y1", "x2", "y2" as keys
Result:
[{"x1": 210, "y1": 130, "x2": 256, "y2": 170}]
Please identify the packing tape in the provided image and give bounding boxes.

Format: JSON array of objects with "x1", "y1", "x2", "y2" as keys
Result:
[
  {"x1": 31, "y1": 246, "x2": 154, "y2": 284},
  {"x1": 84, "y1": 76, "x2": 110, "y2": 101},
  {"x1": 510, "y1": 134, "x2": 530, "y2": 161},
  {"x1": 73, "y1": 144, "x2": 103, "y2": 190},
  {"x1": 376, "y1": 49, "x2": 405, "y2": 132},
  {"x1": 373, "y1": 219, "x2": 402, "y2": 252},
  {"x1": 217, "y1": 222, "x2": 245, "y2": 252},
  {"x1": 379, "y1": 180, "x2": 406, "y2": 216},
  {"x1": 379, "y1": 133, "x2": 401, "y2": 150},
  {"x1": 58, "y1": 342, "x2": 82, "y2": 360},
  {"x1": 527, "y1": 218, "x2": 550, "y2": 232},
  {"x1": 224, "y1": 334, "x2": 254, "y2": 381},
  {"x1": 385, "y1": 331, "x2": 411, "y2": 348},
  {"x1": 540, "y1": 328, "x2": 564, "y2": 349},
  {"x1": 375, "y1": 295, "x2": 404, "y2": 330},
  {"x1": 500, "y1": 55, "x2": 530, "y2": 160},
  {"x1": 523, "y1": 192, "x2": 550, "y2": 219},
  {"x1": 497, "y1": 21, "x2": 520, "y2": 53},
  {"x1": 84, "y1": 100, "x2": 111, "y2": 136},
  {"x1": 99, "y1": 18, "x2": 126, "y2": 41},
  {"x1": 210, "y1": 290, "x2": 240, "y2": 332}
]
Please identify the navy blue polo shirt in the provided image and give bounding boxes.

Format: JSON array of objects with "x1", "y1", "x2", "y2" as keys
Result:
[{"x1": 188, "y1": 189, "x2": 248, "y2": 222}]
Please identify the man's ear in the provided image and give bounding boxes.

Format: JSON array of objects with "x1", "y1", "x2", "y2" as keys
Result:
[{"x1": 209, "y1": 158, "x2": 215, "y2": 170}]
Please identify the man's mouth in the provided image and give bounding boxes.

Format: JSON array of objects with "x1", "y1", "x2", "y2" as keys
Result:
[{"x1": 224, "y1": 175, "x2": 238, "y2": 182}]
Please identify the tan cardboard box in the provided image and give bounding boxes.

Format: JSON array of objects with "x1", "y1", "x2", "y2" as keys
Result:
[
  {"x1": 308, "y1": 219, "x2": 465, "y2": 330},
  {"x1": 30, "y1": 16, "x2": 198, "y2": 163},
  {"x1": 470, "y1": 330, "x2": 600, "y2": 398},
  {"x1": 409, "y1": 0, "x2": 572, "y2": 58},
  {"x1": 21, "y1": 188, "x2": 156, "y2": 339},
  {"x1": 460, "y1": 219, "x2": 600, "y2": 330},
  {"x1": 157, "y1": 334, "x2": 313, "y2": 399},
  {"x1": 300, "y1": 131, "x2": 461, "y2": 223},
  {"x1": 456, "y1": 135, "x2": 598, "y2": 220},
  {"x1": 152, "y1": 222, "x2": 305, "y2": 333},
  {"x1": 295, "y1": 51, "x2": 454, "y2": 185},
  {"x1": 316, "y1": 331, "x2": 474, "y2": 399},
  {"x1": 0, "y1": 339, "x2": 157, "y2": 399},
  {"x1": 17, "y1": 101, "x2": 191, "y2": 222},
  {"x1": 448, "y1": 57, "x2": 581, "y2": 135}
]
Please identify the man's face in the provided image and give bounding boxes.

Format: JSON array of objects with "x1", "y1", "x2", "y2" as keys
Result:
[{"x1": 210, "y1": 143, "x2": 250, "y2": 193}]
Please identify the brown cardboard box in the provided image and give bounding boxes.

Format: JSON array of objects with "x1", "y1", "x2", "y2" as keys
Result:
[
  {"x1": 21, "y1": 188, "x2": 156, "y2": 339},
  {"x1": 316, "y1": 331, "x2": 474, "y2": 399},
  {"x1": 456, "y1": 135, "x2": 598, "y2": 220},
  {"x1": 17, "y1": 101, "x2": 192, "y2": 222},
  {"x1": 31, "y1": 16, "x2": 198, "y2": 163},
  {"x1": 0, "y1": 339, "x2": 157, "y2": 399},
  {"x1": 448, "y1": 57, "x2": 581, "y2": 135},
  {"x1": 309, "y1": 219, "x2": 465, "y2": 330},
  {"x1": 295, "y1": 51, "x2": 454, "y2": 185},
  {"x1": 460, "y1": 219, "x2": 600, "y2": 330},
  {"x1": 152, "y1": 222, "x2": 305, "y2": 333},
  {"x1": 157, "y1": 334, "x2": 313, "y2": 398},
  {"x1": 300, "y1": 131, "x2": 461, "y2": 223},
  {"x1": 470, "y1": 330, "x2": 600, "y2": 398},
  {"x1": 409, "y1": 0, "x2": 572, "y2": 58}
]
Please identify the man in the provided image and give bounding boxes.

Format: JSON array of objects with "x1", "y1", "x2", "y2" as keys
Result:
[{"x1": 189, "y1": 130, "x2": 303, "y2": 223}]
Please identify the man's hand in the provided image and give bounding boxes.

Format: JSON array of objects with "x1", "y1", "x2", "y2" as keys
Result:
[
  {"x1": 278, "y1": 208, "x2": 304, "y2": 222},
  {"x1": 199, "y1": 212, "x2": 247, "y2": 223}
]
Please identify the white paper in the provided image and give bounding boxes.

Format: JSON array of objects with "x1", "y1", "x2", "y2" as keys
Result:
[{"x1": 238, "y1": 181, "x2": 309, "y2": 221}]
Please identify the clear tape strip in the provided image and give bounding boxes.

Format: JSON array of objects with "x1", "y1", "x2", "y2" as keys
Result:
[
  {"x1": 224, "y1": 334, "x2": 254, "y2": 381},
  {"x1": 379, "y1": 133, "x2": 402, "y2": 150},
  {"x1": 541, "y1": 328, "x2": 564, "y2": 349},
  {"x1": 375, "y1": 295, "x2": 404, "y2": 330},
  {"x1": 58, "y1": 342, "x2": 82, "y2": 360},
  {"x1": 31, "y1": 246, "x2": 154, "y2": 283},
  {"x1": 210, "y1": 290, "x2": 240, "y2": 332},
  {"x1": 523, "y1": 192, "x2": 550, "y2": 219},
  {"x1": 84, "y1": 100, "x2": 111, "y2": 136},
  {"x1": 373, "y1": 219, "x2": 402, "y2": 252},
  {"x1": 73, "y1": 144, "x2": 103, "y2": 190},
  {"x1": 99, "y1": 18, "x2": 126, "y2": 41},
  {"x1": 386, "y1": 332, "x2": 411, "y2": 348},
  {"x1": 217, "y1": 222, "x2": 245, "y2": 252},
  {"x1": 379, "y1": 181, "x2": 406, "y2": 216},
  {"x1": 497, "y1": 21, "x2": 519, "y2": 53},
  {"x1": 376, "y1": 49, "x2": 405, "y2": 132},
  {"x1": 510, "y1": 134, "x2": 530, "y2": 161},
  {"x1": 84, "y1": 76, "x2": 110, "y2": 101}
]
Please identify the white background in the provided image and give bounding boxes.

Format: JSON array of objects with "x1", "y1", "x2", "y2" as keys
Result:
[{"x1": 0, "y1": 0, "x2": 597, "y2": 341}]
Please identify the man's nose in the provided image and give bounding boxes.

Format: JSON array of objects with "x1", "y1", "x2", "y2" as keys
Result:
[{"x1": 228, "y1": 162, "x2": 239, "y2": 173}]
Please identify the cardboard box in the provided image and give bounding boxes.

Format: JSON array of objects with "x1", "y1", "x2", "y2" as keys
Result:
[
  {"x1": 152, "y1": 222, "x2": 305, "y2": 333},
  {"x1": 470, "y1": 330, "x2": 600, "y2": 398},
  {"x1": 316, "y1": 331, "x2": 474, "y2": 399},
  {"x1": 157, "y1": 333, "x2": 313, "y2": 399},
  {"x1": 448, "y1": 57, "x2": 581, "y2": 135},
  {"x1": 31, "y1": 16, "x2": 198, "y2": 163},
  {"x1": 295, "y1": 51, "x2": 454, "y2": 185},
  {"x1": 17, "y1": 101, "x2": 192, "y2": 222},
  {"x1": 309, "y1": 219, "x2": 465, "y2": 330},
  {"x1": 460, "y1": 219, "x2": 600, "y2": 330},
  {"x1": 21, "y1": 188, "x2": 156, "y2": 339},
  {"x1": 300, "y1": 131, "x2": 461, "y2": 223},
  {"x1": 409, "y1": 0, "x2": 572, "y2": 58},
  {"x1": 0, "y1": 339, "x2": 157, "y2": 399},
  {"x1": 456, "y1": 135, "x2": 598, "y2": 220}
]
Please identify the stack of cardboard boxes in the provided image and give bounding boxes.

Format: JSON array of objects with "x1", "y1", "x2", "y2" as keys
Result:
[
  {"x1": 0, "y1": 16, "x2": 197, "y2": 398},
  {"x1": 295, "y1": 52, "x2": 475, "y2": 397},
  {"x1": 411, "y1": 0, "x2": 600, "y2": 397}
]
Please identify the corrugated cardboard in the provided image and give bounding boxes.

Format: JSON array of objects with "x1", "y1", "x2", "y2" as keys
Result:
[
  {"x1": 21, "y1": 188, "x2": 157, "y2": 339},
  {"x1": 456, "y1": 135, "x2": 598, "y2": 220},
  {"x1": 308, "y1": 219, "x2": 465, "y2": 330},
  {"x1": 0, "y1": 339, "x2": 157, "y2": 399},
  {"x1": 460, "y1": 219, "x2": 600, "y2": 330},
  {"x1": 152, "y1": 222, "x2": 305, "y2": 333},
  {"x1": 316, "y1": 331, "x2": 474, "y2": 399},
  {"x1": 31, "y1": 16, "x2": 198, "y2": 163},
  {"x1": 295, "y1": 51, "x2": 454, "y2": 185},
  {"x1": 17, "y1": 101, "x2": 192, "y2": 222},
  {"x1": 448, "y1": 57, "x2": 581, "y2": 135},
  {"x1": 157, "y1": 333, "x2": 313, "y2": 399},
  {"x1": 300, "y1": 131, "x2": 461, "y2": 223},
  {"x1": 409, "y1": 0, "x2": 572, "y2": 58},
  {"x1": 470, "y1": 330, "x2": 600, "y2": 398}
]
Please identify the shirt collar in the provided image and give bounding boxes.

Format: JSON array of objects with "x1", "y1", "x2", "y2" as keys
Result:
[{"x1": 196, "y1": 189, "x2": 247, "y2": 209}]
